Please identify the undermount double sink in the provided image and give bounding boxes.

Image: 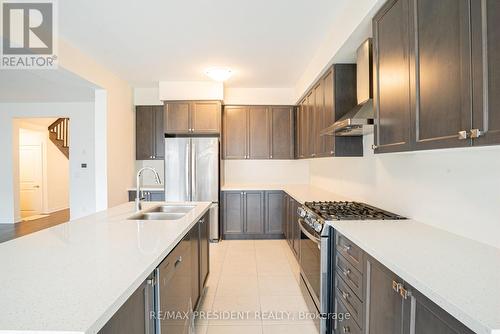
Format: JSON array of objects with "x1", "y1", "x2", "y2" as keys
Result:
[{"x1": 128, "y1": 204, "x2": 196, "y2": 221}]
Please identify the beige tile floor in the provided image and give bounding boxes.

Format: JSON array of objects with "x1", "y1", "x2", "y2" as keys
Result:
[{"x1": 194, "y1": 240, "x2": 319, "y2": 334}]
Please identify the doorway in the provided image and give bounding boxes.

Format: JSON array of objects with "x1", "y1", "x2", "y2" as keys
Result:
[{"x1": 17, "y1": 119, "x2": 70, "y2": 222}]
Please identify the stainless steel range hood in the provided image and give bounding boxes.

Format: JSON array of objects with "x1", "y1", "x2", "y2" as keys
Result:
[{"x1": 321, "y1": 38, "x2": 373, "y2": 137}]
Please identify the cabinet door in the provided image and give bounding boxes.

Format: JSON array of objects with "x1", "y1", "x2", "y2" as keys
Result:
[
  {"x1": 149, "y1": 191, "x2": 165, "y2": 201},
  {"x1": 244, "y1": 191, "x2": 265, "y2": 234},
  {"x1": 411, "y1": 0, "x2": 473, "y2": 150},
  {"x1": 191, "y1": 101, "x2": 221, "y2": 134},
  {"x1": 297, "y1": 100, "x2": 306, "y2": 159},
  {"x1": 292, "y1": 199, "x2": 300, "y2": 257},
  {"x1": 323, "y1": 69, "x2": 335, "y2": 156},
  {"x1": 199, "y1": 214, "x2": 210, "y2": 291},
  {"x1": 158, "y1": 235, "x2": 191, "y2": 334},
  {"x1": 265, "y1": 191, "x2": 284, "y2": 235},
  {"x1": 136, "y1": 106, "x2": 154, "y2": 160},
  {"x1": 99, "y1": 278, "x2": 154, "y2": 334},
  {"x1": 282, "y1": 193, "x2": 289, "y2": 240},
  {"x1": 248, "y1": 106, "x2": 270, "y2": 159},
  {"x1": 270, "y1": 106, "x2": 294, "y2": 159},
  {"x1": 366, "y1": 256, "x2": 405, "y2": 334},
  {"x1": 164, "y1": 102, "x2": 190, "y2": 134},
  {"x1": 403, "y1": 286, "x2": 474, "y2": 334},
  {"x1": 313, "y1": 82, "x2": 325, "y2": 157},
  {"x1": 471, "y1": 0, "x2": 500, "y2": 146},
  {"x1": 222, "y1": 191, "x2": 244, "y2": 234},
  {"x1": 190, "y1": 223, "x2": 200, "y2": 309},
  {"x1": 223, "y1": 106, "x2": 248, "y2": 159},
  {"x1": 153, "y1": 106, "x2": 164, "y2": 159},
  {"x1": 373, "y1": 0, "x2": 412, "y2": 153},
  {"x1": 306, "y1": 91, "x2": 316, "y2": 157}
]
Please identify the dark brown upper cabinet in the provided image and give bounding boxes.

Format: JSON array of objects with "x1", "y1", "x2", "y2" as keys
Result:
[
  {"x1": 248, "y1": 106, "x2": 270, "y2": 159},
  {"x1": 296, "y1": 65, "x2": 361, "y2": 158},
  {"x1": 471, "y1": 0, "x2": 500, "y2": 146},
  {"x1": 136, "y1": 105, "x2": 164, "y2": 160},
  {"x1": 222, "y1": 105, "x2": 295, "y2": 160},
  {"x1": 164, "y1": 101, "x2": 221, "y2": 134},
  {"x1": 223, "y1": 106, "x2": 248, "y2": 159},
  {"x1": 374, "y1": 0, "x2": 500, "y2": 153},
  {"x1": 270, "y1": 106, "x2": 294, "y2": 159},
  {"x1": 411, "y1": 0, "x2": 473, "y2": 150},
  {"x1": 373, "y1": 0, "x2": 412, "y2": 153}
]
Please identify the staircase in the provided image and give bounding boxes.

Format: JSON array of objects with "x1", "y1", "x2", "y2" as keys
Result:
[{"x1": 48, "y1": 118, "x2": 69, "y2": 159}]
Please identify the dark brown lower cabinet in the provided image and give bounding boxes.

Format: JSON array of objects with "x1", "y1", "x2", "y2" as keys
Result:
[
  {"x1": 222, "y1": 190, "x2": 285, "y2": 239},
  {"x1": 128, "y1": 190, "x2": 165, "y2": 202},
  {"x1": 100, "y1": 214, "x2": 209, "y2": 334},
  {"x1": 190, "y1": 222, "x2": 200, "y2": 309},
  {"x1": 98, "y1": 278, "x2": 155, "y2": 334},
  {"x1": 365, "y1": 255, "x2": 474, "y2": 334},
  {"x1": 265, "y1": 191, "x2": 284, "y2": 235}
]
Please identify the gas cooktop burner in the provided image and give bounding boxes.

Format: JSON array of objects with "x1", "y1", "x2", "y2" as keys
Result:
[{"x1": 304, "y1": 201, "x2": 406, "y2": 221}]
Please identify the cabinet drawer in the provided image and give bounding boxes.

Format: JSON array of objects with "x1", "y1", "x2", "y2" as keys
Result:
[
  {"x1": 336, "y1": 252, "x2": 363, "y2": 299},
  {"x1": 335, "y1": 298, "x2": 362, "y2": 334},
  {"x1": 335, "y1": 274, "x2": 363, "y2": 328},
  {"x1": 336, "y1": 234, "x2": 364, "y2": 273}
]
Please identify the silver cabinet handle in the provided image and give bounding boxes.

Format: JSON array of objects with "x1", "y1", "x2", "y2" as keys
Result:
[
  {"x1": 342, "y1": 268, "x2": 351, "y2": 277},
  {"x1": 175, "y1": 256, "x2": 183, "y2": 267},
  {"x1": 343, "y1": 325, "x2": 351, "y2": 333},
  {"x1": 341, "y1": 290, "x2": 350, "y2": 299},
  {"x1": 470, "y1": 129, "x2": 484, "y2": 139},
  {"x1": 458, "y1": 130, "x2": 469, "y2": 140},
  {"x1": 343, "y1": 244, "x2": 352, "y2": 252}
]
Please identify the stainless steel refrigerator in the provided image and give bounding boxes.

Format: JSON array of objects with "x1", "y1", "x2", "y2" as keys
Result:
[{"x1": 164, "y1": 136, "x2": 219, "y2": 241}]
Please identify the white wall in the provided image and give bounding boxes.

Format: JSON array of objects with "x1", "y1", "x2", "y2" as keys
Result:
[
  {"x1": 224, "y1": 88, "x2": 296, "y2": 105},
  {"x1": 0, "y1": 103, "x2": 96, "y2": 223},
  {"x1": 59, "y1": 39, "x2": 134, "y2": 208},
  {"x1": 294, "y1": 0, "x2": 385, "y2": 101},
  {"x1": 134, "y1": 87, "x2": 162, "y2": 105},
  {"x1": 223, "y1": 160, "x2": 309, "y2": 185},
  {"x1": 159, "y1": 81, "x2": 223, "y2": 101},
  {"x1": 309, "y1": 134, "x2": 500, "y2": 248}
]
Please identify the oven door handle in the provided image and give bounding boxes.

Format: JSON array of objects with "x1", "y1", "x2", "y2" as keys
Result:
[{"x1": 298, "y1": 218, "x2": 321, "y2": 247}]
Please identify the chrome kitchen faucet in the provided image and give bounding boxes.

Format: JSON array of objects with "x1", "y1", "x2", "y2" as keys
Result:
[{"x1": 135, "y1": 167, "x2": 162, "y2": 212}]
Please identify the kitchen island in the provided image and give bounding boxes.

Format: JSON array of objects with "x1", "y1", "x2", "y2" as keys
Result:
[{"x1": 0, "y1": 201, "x2": 211, "y2": 333}]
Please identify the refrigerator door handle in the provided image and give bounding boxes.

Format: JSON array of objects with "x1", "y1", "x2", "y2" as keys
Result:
[
  {"x1": 185, "y1": 140, "x2": 190, "y2": 201},
  {"x1": 191, "y1": 140, "x2": 197, "y2": 201}
]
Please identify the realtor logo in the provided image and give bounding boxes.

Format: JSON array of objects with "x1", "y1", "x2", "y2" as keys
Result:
[{"x1": 1, "y1": 0, "x2": 58, "y2": 69}]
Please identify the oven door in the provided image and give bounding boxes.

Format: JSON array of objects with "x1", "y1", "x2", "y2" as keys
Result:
[{"x1": 299, "y1": 218, "x2": 321, "y2": 312}]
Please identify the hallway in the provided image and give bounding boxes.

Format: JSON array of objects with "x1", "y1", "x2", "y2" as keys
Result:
[
  {"x1": 195, "y1": 240, "x2": 319, "y2": 334},
  {"x1": 0, "y1": 209, "x2": 70, "y2": 243}
]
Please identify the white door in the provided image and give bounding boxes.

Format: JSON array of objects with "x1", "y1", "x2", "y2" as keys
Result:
[{"x1": 19, "y1": 145, "x2": 43, "y2": 218}]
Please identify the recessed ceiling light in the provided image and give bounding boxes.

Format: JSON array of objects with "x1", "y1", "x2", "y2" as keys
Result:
[{"x1": 205, "y1": 67, "x2": 232, "y2": 81}]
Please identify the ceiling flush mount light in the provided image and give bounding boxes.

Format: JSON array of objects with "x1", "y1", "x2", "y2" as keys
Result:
[{"x1": 205, "y1": 67, "x2": 232, "y2": 81}]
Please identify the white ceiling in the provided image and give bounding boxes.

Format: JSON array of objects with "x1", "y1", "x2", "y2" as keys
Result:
[{"x1": 59, "y1": 0, "x2": 353, "y2": 88}]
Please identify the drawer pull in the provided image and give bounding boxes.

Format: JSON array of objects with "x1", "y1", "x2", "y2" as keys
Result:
[
  {"x1": 343, "y1": 326, "x2": 351, "y2": 333},
  {"x1": 341, "y1": 290, "x2": 350, "y2": 300},
  {"x1": 175, "y1": 256, "x2": 183, "y2": 267},
  {"x1": 341, "y1": 268, "x2": 351, "y2": 277},
  {"x1": 343, "y1": 244, "x2": 352, "y2": 252}
]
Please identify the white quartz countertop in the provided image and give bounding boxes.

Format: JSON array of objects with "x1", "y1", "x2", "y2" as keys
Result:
[
  {"x1": 0, "y1": 201, "x2": 211, "y2": 333},
  {"x1": 328, "y1": 220, "x2": 500, "y2": 334},
  {"x1": 221, "y1": 183, "x2": 350, "y2": 203}
]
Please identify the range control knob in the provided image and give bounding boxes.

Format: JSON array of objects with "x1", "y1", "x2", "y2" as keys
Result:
[
  {"x1": 298, "y1": 207, "x2": 307, "y2": 218},
  {"x1": 314, "y1": 223, "x2": 323, "y2": 233}
]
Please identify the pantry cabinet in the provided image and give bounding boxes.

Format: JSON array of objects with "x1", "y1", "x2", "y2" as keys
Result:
[
  {"x1": 164, "y1": 101, "x2": 221, "y2": 134},
  {"x1": 222, "y1": 105, "x2": 294, "y2": 160}
]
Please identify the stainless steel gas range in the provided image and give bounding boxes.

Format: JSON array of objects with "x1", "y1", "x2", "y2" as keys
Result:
[{"x1": 297, "y1": 201, "x2": 406, "y2": 334}]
